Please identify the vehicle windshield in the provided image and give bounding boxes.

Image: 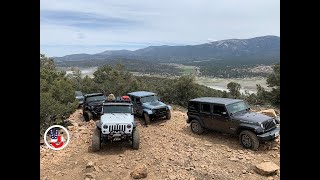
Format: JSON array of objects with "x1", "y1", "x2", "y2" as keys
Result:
[
  {"x1": 103, "y1": 105, "x2": 132, "y2": 113},
  {"x1": 141, "y1": 95, "x2": 158, "y2": 103},
  {"x1": 86, "y1": 95, "x2": 105, "y2": 102},
  {"x1": 226, "y1": 101, "x2": 249, "y2": 114},
  {"x1": 75, "y1": 91, "x2": 83, "y2": 96}
]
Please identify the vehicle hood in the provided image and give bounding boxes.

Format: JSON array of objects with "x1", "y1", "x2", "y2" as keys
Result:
[
  {"x1": 232, "y1": 111, "x2": 273, "y2": 124},
  {"x1": 100, "y1": 113, "x2": 134, "y2": 124},
  {"x1": 143, "y1": 101, "x2": 167, "y2": 109}
]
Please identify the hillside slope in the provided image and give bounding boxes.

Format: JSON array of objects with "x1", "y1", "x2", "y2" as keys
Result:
[{"x1": 40, "y1": 108, "x2": 280, "y2": 180}]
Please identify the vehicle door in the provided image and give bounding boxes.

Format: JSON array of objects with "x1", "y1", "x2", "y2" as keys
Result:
[
  {"x1": 212, "y1": 104, "x2": 232, "y2": 133},
  {"x1": 199, "y1": 103, "x2": 214, "y2": 129},
  {"x1": 132, "y1": 96, "x2": 143, "y2": 116}
]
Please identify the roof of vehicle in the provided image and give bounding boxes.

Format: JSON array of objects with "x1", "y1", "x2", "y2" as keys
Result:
[
  {"x1": 84, "y1": 92, "x2": 104, "y2": 97},
  {"x1": 189, "y1": 97, "x2": 243, "y2": 105},
  {"x1": 127, "y1": 91, "x2": 156, "y2": 97}
]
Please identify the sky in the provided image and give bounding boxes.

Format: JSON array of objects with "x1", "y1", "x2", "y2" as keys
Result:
[{"x1": 40, "y1": 0, "x2": 280, "y2": 57}]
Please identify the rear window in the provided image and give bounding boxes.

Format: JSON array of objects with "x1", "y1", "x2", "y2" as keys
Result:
[
  {"x1": 188, "y1": 101, "x2": 199, "y2": 111},
  {"x1": 200, "y1": 104, "x2": 211, "y2": 113}
]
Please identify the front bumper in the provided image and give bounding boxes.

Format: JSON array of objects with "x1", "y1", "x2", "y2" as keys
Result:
[
  {"x1": 152, "y1": 109, "x2": 169, "y2": 117},
  {"x1": 101, "y1": 133, "x2": 132, "y2": 141},
  {"x1": 257, "y1": 127, "x2": 280, "y2": 142}
]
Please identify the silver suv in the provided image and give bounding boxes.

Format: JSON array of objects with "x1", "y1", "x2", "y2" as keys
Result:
[{"x1": 91, "y1": 97, "x2": 140, "y2": 151}]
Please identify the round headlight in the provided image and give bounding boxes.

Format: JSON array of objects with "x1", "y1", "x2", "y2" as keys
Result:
[
  {"x1": 127, "y1": 124, "x2": 132, "y2": 129},
  {"x1": 103, "y1": 125, "x2": 108, "y2": 129}
]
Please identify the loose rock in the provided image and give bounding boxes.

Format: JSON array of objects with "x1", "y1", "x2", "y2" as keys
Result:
[
  {"x1": 130, "y1": 164, "x2": 147, "y2": 179},
  {"x1": 254, "y1": 162, "x2": 280, "y2": 176}
]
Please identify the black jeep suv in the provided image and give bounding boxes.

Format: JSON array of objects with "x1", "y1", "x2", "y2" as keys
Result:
[
  {"x1": 82, "y1": 93, "x2": 106, "y2": 121},
  {"x1": 186, "y1": 97, "x2": 280, "y2": 150}
]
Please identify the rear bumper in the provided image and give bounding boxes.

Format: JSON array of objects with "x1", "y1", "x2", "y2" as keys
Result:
[{"x1": 257, "y1": 127, "x2": 280, "y2": 142}]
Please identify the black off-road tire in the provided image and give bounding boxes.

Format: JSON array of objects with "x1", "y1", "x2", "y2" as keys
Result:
[
  {"x1": 239, "y1": 130, "x2": 260, "y2": 151},
  {"x1": 166, "y1": 111, "x2": 171, "y2": 120},
  {"x1": 84, "y1": 111, "x2": 93, "y2": 122},
  {"x1": 144, "y1": 113, "x2": 151, "y2": 125},
  {"x1": 190, "y1": 120, "x2": 204, "y2": 134},
  {"x1": 92, "y1": 128, "x2": 101, "y2": 152},
  {"x1": 132, "y1": 128, "x2": 140, "y2": 150}
]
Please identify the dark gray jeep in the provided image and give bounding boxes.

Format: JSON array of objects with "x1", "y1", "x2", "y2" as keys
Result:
[
  {"x1": 82, "y1": 93, "x2": 106, "y2": 121},
  {"x1": 127, "y1": 91, "x2": 172, "y2": 125},
  {"x1": 186, "y1": 97, "x2": 280, "y2": 150}
]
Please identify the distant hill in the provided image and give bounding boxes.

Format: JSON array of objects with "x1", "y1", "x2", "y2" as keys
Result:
[{"x1": 54, "y1": 35, "x2": 280, "y2": 65}]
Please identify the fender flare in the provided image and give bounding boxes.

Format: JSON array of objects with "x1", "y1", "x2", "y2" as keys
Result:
[
  {"x1": 143, "y1": 109, "x2": 153, "y2": 115},
  {"x1": 237, "y1": 124, "x2": 263, "y2": 134}
]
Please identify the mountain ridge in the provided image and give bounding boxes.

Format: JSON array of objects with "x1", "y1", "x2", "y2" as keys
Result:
[{"x1": 54, "y1": 35, "x2": 280, "y2": 64}]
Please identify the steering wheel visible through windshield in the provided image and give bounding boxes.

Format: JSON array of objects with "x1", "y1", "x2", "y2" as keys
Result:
[
  {"x1": 226, "y1": 101, "x2": 249, "y2": 114},
  {"x1": 141, "y1": 95, "x2": 158, "y2": 103}
]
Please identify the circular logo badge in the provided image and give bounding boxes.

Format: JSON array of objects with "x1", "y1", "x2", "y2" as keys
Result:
[{"x1": 43, "y1": 125, "x2": 70, "y2": 150}]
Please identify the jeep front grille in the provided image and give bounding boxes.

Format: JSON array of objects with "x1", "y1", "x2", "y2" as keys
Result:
[
  {"x1": 262, "y1": 119, "x2": 276, "y2": 131},
  {"x1": 109, "y1": 124, "x2": 126, "y2": 132},
  {"x1": 154, "y1": 107, "x2": 167, "y2": 117}
]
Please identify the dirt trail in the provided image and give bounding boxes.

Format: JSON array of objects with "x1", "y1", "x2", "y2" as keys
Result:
[{"x1": 40, "y1": 107, "x2": 280, "y2": 180}]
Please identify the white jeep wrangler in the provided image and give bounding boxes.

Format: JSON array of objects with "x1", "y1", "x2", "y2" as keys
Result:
[{"x1": 91, "y1": 98, "x2": 140, "y2": 151}]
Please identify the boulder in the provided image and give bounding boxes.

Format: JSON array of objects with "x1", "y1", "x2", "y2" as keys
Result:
[
  {"x1": 254, "y1": 162, "x2": 279, "y2": 176},
  {"x1": 130, "y1": 164, "x2": 147, "y2": 179}
]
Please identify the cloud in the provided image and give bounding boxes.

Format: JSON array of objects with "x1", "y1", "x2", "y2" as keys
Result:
[
  {"x1": 40, "y1": 0, "x2": 280, "y2": 56},
  {"x1": 40, "y1": 10, "x2": 140, "y2": 30}
]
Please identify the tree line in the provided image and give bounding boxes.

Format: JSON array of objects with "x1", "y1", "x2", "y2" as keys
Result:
[{"x1": 41, "y1": 54, "x2": 280, "y2": 135}]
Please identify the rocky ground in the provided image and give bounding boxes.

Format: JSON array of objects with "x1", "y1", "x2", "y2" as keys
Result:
[{"x1": 40, "y1": 107, "x2": 280, "y2": 180}]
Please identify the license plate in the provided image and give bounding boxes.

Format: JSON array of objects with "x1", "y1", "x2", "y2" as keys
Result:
[{"x1": 113, "y1": 137, "x2": 121, "y2": 141}]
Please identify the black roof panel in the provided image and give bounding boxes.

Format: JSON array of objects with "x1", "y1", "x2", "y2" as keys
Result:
[{"x1": 189, "y1": 97, "x2": 243, "y2": 105}]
